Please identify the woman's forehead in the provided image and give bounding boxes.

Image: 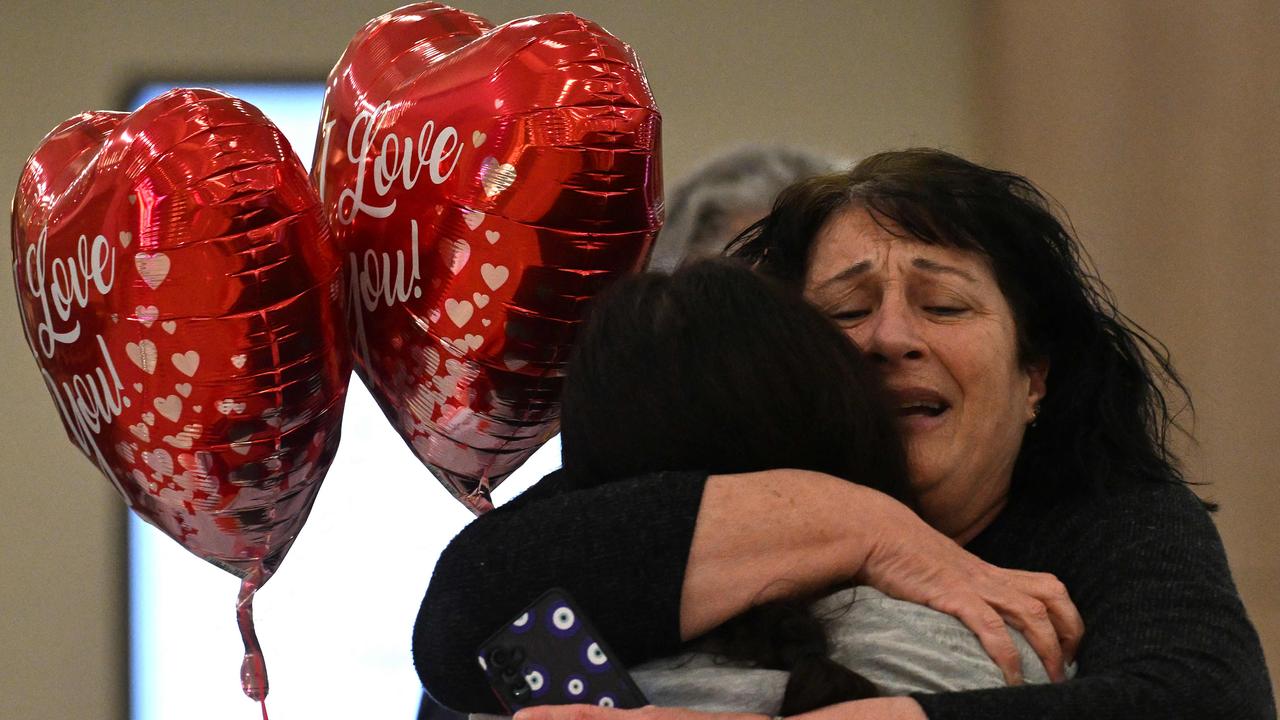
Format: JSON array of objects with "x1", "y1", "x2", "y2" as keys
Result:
[{"x1": 806, "y1": 208, "x2": 994, "y2": 286}]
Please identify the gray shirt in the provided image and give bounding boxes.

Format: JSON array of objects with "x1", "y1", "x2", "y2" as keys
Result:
[{"x1": 628, "y1": 586, "x2": 1070, "y2": 714}]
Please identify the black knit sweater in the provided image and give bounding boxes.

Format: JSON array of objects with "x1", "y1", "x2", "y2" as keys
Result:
[{"x1": 412, "y1": 471, "x2": 1275, "y2": 719}]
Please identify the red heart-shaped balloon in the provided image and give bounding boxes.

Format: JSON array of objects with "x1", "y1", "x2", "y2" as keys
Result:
[
  {"x1": 12, "y1": 88, "x2": 349, "y2": 591},
  {"x1": 314, "y1": 3, "x2": 661, "y2": 512}
]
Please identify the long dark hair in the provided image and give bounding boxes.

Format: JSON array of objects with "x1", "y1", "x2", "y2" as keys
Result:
[
  {"x1": 730, "y1": 148, "x2": 1200, "y2": 507},
  {"x1": 560, "y1": 259, "x2": 911, "y2": 710}
]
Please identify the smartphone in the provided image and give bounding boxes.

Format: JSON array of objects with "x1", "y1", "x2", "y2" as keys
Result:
[{"x1": 477, "y1": 588, "x2": 648, "y2": 712}]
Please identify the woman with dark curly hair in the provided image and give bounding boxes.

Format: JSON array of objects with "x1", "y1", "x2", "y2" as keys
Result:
[{"x1": 414, "y1": 149, "x2": 1275, "y2": 720}]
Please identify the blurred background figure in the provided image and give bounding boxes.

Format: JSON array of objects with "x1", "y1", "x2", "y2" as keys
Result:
[{"x1": 647, "y1": 146, "x2": 840, "y2": 272}]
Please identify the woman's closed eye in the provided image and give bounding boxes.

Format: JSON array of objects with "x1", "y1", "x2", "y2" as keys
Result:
[
  {"x1": 830, "y1": 308, "x2": 870, "y2": 323},
  {"x1": 924, "y1": 305, "x2": 968, "y2": 316}
]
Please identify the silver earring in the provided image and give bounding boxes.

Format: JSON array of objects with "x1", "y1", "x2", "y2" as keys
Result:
[{"x1": 1030, "y1": 402, "x2": 1041, "y2": 428}]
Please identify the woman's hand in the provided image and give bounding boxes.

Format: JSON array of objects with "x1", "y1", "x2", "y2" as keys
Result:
[
  {"x1": 514, "y1": 706, "x2": 760, "y2": 720},
  {"x1": 793, "y1": 698, "x2": 927, "y2": 720},
  {"x1": 857, "y1": 494, "x2": 1084, "y2": 684},
  {"x1": 512, "y1": 699, "x2": 927, "y2": 720}
]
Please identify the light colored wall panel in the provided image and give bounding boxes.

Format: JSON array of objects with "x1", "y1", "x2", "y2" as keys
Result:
[{"x1": 975, "y1": 0, "x2": 1280, "y2": 695}]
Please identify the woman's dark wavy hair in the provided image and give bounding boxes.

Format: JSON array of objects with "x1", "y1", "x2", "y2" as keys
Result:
[
  {"x1": 729, "y1": 148, "x2": 1200, "y2": 506},
  {"x1": 560, "y1": 259, "x2": 912, "y2": 711}
]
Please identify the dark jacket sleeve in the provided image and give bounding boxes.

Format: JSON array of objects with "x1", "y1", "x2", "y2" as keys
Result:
[
  {"x1": 913, "y1": 483, "x2": 1276, "y2": 720},
  {"x1": 412, "y1": 469, "x2": 708, "y2": 712}
]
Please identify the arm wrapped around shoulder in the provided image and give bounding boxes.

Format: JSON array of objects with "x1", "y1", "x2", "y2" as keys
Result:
[{"x1": 413, "y1": 470, "x2": 708, "y2": 712}]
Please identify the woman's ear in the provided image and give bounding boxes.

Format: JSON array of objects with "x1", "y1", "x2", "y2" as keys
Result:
[{"x1": 1025, "y1": 357, "x2": 1049, "y2": 422}]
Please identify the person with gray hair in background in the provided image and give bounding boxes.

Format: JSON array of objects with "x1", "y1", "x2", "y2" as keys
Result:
[{"x1": 647, "y1": 146, "x2": 839, "y2": 272}]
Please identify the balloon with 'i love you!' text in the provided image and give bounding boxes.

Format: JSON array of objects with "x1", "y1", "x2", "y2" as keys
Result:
[
  {"x1": 314, "y1": 3, "x2": 663, "y2": 513},
  {"x1": 11, "y1": 88, "x2": 351, "y2": 706}
]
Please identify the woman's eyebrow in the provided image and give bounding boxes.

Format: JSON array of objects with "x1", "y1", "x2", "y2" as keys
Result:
[
  {"x1": 912, "y1": 257, "x2": 978, "y2": 283},
  {"x1": 815, "y1": 260, "x2": 873, "y2": 291}
]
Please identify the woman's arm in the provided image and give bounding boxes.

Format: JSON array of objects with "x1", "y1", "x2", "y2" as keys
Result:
[
  {"x1": 683, "y1": 471, "x2": 1079, "y2": 684},
  {"x1": 414, "y1": 470, "x2": 1082, "y2": 711},
  {"x1": 413, "y1": 469, "x2": 707, "y2": 711},
  {"x1": 510, "y1": 698, "x2": 927, "y2": 720}
]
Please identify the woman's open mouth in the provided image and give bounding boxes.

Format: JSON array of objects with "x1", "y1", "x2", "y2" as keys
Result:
[
  {"x1": 897, "y1": 400, "x2": 948, "y2": 418},
  {"x1": 888, "y1": 388, "x2": 951, "y2": 430}
]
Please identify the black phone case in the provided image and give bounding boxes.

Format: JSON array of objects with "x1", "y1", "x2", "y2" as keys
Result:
[{"x1": 477, "y1": 588, "x2": 648, "y2": 712}]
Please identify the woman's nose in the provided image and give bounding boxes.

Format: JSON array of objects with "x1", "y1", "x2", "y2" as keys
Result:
[{"x1": 860, "y1": 301, "x2": 926, "y2": 364}]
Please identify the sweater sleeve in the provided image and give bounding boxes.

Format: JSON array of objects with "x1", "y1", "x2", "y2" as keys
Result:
[
  {"x1": 412, "y1": 470, "x2": 708, "y2": 712},
  {"x1": 912, "y1": 483, "x2": 1276, "y2": 720}
]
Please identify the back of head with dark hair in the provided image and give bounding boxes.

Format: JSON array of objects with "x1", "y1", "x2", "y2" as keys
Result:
[
  {"x1": 560, "y1": 259, "x2": 911, "y2": 709},
  {"x1": 561, "y1": 259, "x2": 909, "y2": 503},
  {"x1": 729, "y1": 148, "x2": 1198, "y2": 506}
]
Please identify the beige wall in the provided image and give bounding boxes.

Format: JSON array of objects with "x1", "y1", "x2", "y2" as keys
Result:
[
  {"x1": 0, "y1": 2, "x2": 974, "y2": 717},
  {"x1": 975, "y1": 0, "x2": 1280, "y2": 694}
]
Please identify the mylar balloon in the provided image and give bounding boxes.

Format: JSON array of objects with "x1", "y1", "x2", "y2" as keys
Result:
[
  {"x1": 11, "y1": 88, "x2": 350, "y2": 702},
  {"x1": 314, "y1": 3, "x2": 662, "y2": 513}
]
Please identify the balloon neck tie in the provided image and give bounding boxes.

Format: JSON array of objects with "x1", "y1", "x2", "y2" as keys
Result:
[{"x1": 236, "y1": 572, "x2": 270, "y2": 702}]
